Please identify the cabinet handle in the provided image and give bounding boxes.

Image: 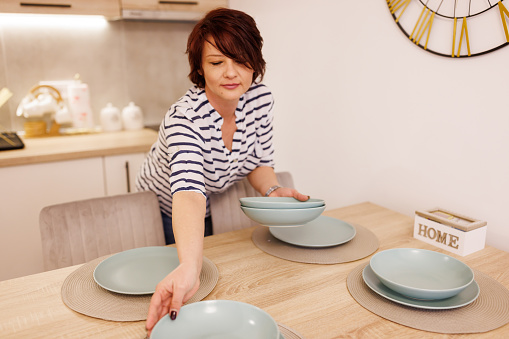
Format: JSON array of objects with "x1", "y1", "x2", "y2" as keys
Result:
[
  {"x1": 125, "y1": 161, "x2": 131, "y2": 193},
  {"x1": 158, "y1": 1, "x2": 198, "y2": 5},
  {"x1": 19, "y1": 2, "x2": 72, "y2": 8}
]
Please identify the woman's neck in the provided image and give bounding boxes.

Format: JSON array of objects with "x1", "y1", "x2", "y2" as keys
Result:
[{"x1": 205, "y1": 88, "x2": 238, "y2": 120}]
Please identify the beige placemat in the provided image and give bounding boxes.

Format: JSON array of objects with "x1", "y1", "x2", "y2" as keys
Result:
[
  {"x1": 252, "y1": 223, "x2": 379, "y2": 264},
  {"x1": 347, "y1": 262, "x2": 509, "y2": 333},
  {"x1": 61, "y1": 255, "x2": 219, "y2": 321},
  {"x1": 278, "y1": 323, "x2": 305, "y2": 339}
]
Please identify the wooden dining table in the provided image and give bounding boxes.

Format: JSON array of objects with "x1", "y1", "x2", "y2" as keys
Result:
[{"x1": 1, "y1": 202, "x2": 508, "y2": 338}]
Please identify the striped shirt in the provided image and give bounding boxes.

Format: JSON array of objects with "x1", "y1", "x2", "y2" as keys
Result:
[{"x1": 136, "y1": 83, "x2": 275, "y2": 217}]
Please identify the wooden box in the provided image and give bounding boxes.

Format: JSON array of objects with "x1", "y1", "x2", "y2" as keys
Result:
[{"x1": 414, "y1": 208, "x2": 487, "y2": 256}]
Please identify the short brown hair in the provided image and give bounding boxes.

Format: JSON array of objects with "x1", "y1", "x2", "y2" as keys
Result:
[{"x1": 186, "y1": 8, "x2": 266, "y2": 88}]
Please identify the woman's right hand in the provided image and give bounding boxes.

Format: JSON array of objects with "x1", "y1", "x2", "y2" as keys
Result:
[{"x1": 145, "y1": 262, "x2": 201, "y2": 337}]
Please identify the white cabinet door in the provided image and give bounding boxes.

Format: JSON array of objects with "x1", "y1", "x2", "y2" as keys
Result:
[
  {"x1": 103, "y1": 153, "x2": 146, "y2": 196},
  {"x1": 0, "y1": 157, "x2": 105, "y2": 281}
]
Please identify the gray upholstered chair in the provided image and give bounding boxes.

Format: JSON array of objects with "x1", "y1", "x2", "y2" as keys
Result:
[
  {"x1": 209, "y1": 171, "x2": 295, "y2": 234},
  {"x1": 39, "y1": 191, "x2": 165, "y2": 271}
]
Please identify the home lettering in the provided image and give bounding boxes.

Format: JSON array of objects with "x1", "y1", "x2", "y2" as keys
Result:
[{"x1": 418, "y1": 224, "x2": 459, "y2": 249}]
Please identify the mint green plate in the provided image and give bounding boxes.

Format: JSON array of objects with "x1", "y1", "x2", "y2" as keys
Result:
[
  {"x1": 240, "y1": 205, "x2": 325, "y2": 227},
  {"x1": 240, "y1": 197, "x2": 325, "y2": 209},
  {"x1": 362, "y1": 264, "x2": 479, "y2": 309},
  {"x1": 151, "y1": 300, "x2": 280, "y2": 339},
  {"x1": 93, "y1": 246, "x2": 178, "y2": 295},
  {"x1": 269, "y1": 216, "x2": 355, "y2": 247}
]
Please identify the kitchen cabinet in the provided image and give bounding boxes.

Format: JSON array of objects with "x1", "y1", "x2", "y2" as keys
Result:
[
  {"x1": 0, "y1": 129, "x2": 156, "y2": 281},
  {"x1": 0, "y1": 157, "x2": 106, "y2": 281},
  {"x1": 0, "y1": 152, "x2": 148, "y2": 281},
  {"x1": 103, "y1": 152, "x2": 145, "y2": 196},
  {"x1": 0, "y1": 0, "x2": 121, "y2": 19},
  {"x1": 121, "y1": 0, "x2": 228, "y2": 21}
]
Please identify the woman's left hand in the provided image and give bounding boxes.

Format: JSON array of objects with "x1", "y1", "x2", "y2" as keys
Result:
[{"x1": 269, "y1": 187, "x2": 309, "y2": 201}]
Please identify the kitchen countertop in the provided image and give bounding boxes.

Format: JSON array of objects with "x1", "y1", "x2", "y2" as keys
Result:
[
  {"x1": 0, "y1": 128, "x2": 158, "y2": 168},
  {"x1": 0, "y1": 202, "x2": 507, "y2": 338}
]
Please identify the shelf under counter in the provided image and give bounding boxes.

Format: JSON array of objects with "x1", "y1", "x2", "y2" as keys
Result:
[{"x1": 0, "y1": 128, "x2": 158, "y2": 168}]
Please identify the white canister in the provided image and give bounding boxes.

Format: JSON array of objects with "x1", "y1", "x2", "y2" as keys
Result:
[
  {"x1": 100, "y1": 103, "x2": 122, "y2": 132},
  {"x1": 122, "y1": 102, "x2": 144, "y2": 130},
  {"x1": 67, "y1": 83, "x2": 94, "y2": 129}
]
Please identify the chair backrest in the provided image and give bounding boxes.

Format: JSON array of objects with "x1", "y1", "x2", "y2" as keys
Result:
[
  {"x1": 209, "y1": 171, "x2": 295, "y2": 234},
  {"x1": 39, "y1": 191, "x2": 165, "y2": 271}
]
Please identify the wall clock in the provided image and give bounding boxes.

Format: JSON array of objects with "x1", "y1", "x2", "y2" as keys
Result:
[{"x1": 387, "y1": 0, "x2": 509, "y2": 57}]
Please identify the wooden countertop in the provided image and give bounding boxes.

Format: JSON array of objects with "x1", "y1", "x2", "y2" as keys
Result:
[
  {"x1": 0, "y1": 128, "x2": 158, "y2": 168},
  {"x1": 0, "y1": 202, "x2": 508, "y2": 338}
]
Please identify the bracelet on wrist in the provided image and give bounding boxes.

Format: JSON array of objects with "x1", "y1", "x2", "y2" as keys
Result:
[{"x1": 264, "y1": 185, "x2": 282, "y2": 197}]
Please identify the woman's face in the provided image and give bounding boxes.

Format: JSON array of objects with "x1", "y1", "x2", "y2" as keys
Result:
[{"x1": 201, "y1": 38, "x2": 254, "y2": 110}]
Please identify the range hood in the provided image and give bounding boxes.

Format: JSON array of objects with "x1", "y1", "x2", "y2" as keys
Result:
[
  {"x1": 122, "y1": 9, "x2": 204, "y2": 21},
  {"x1": 121, "y1": 0, "x2": 229, "y2": 22}
]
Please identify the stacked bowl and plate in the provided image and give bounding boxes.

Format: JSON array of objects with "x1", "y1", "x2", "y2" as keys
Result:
[
  {"x1": 363, "y1": 248, "x2": 480, "y2": 309},
  {"x1": 240, "y1": 197, "x2": 357, "y2": 248}
]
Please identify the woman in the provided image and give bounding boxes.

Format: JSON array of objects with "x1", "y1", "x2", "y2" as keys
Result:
[{"x1": 137, "y1": 8, "x2": 308, "y2": 334}]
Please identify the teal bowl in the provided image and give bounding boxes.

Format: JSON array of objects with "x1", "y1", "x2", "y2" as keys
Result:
[
  {"x1": 240, "y1": 197, "x2": 325, "y2": 209},
  {"x1": 370, "y1": 248, "x2": 474, "y2": 300},
  {"x1": 150, "y1": 300, "x2": 280, "y2": 339},
  {"x1": 240, "y1": 205, "x2": 325, "y2": 227}
]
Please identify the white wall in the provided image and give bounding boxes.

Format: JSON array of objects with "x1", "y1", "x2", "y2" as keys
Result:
[{"x1": 230, "y1": 0, "x2": 509, "y2": 252}]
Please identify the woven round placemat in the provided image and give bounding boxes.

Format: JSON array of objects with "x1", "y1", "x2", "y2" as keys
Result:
[
  {"x1": 61, "y1": 255, "x2": 219, "y2": 321},
  {"x1": 252, "y1": 223, "x2": 379, "y2": 264},
  {"x1": 347, "y1": 262, "x2": 509, "y2": 333},
  {"x1": 278, "y1": 323, "x2": 305, "y2": 339}
]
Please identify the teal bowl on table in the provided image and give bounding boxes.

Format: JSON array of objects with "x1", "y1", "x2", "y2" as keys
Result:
[
  {"x1": 240, "y1": 205, "x2": 326, "y2": 227},
  {"x1": 150, "y1": 300, "x2": 280, "y2": 339},
  {"x1": 369, "y1": 248, "x2": 474, "y2": 300},
  {"x1": 239, "y1": 197, "x2": 325, "y2": 209}
]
